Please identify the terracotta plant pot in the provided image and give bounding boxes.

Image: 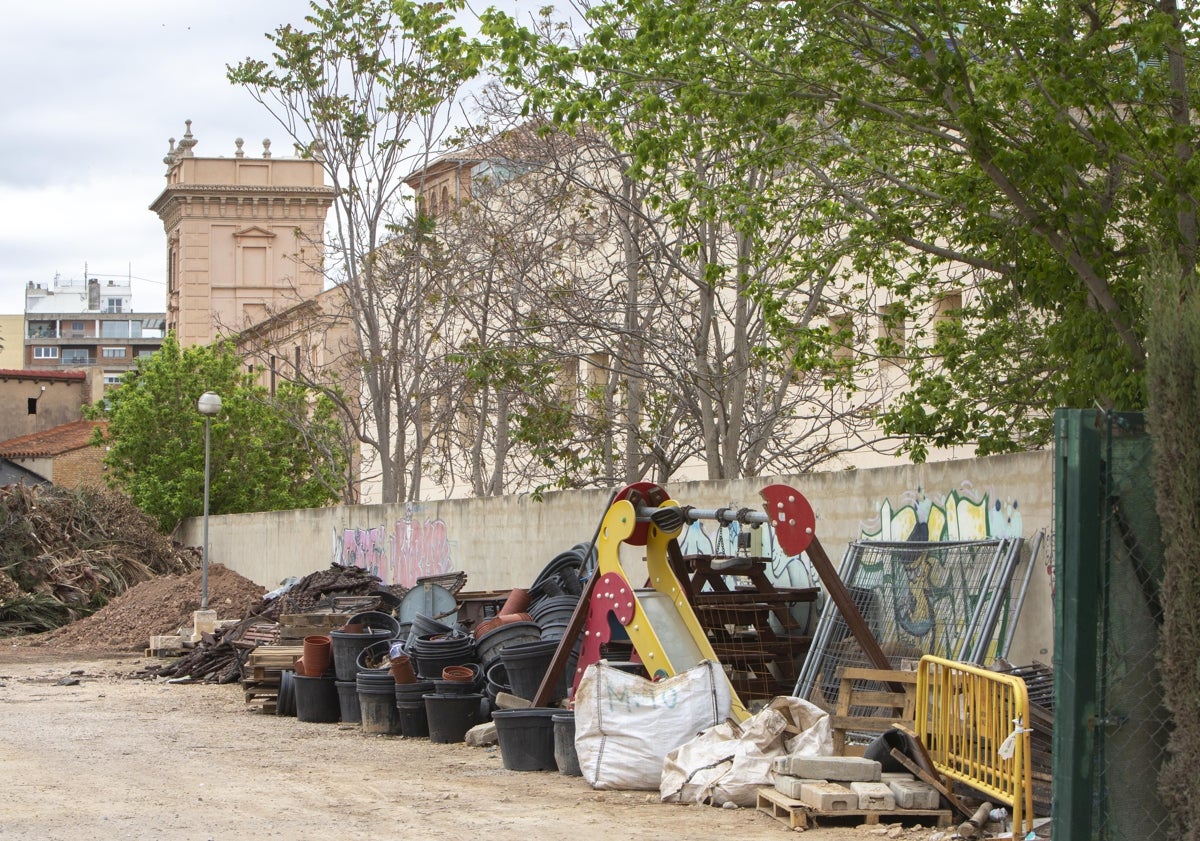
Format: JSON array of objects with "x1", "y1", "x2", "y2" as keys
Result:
[
  {"x1": 293, "y1": 657, "x2": 307, "y2": 677},
  {"x1": 390, "y1": 654, "x2": 417, "y2": 685},
  {"x1": 474, "y1": 612, "x2": 534, "y2": 640},
  {"x1": 340, "y1": 623, "x2": 365, "y2": 634},
  {"x1": 499, "y1": 587, "x2": 531, "y2": 616},
  {"x1": 442, "y1": 665, "x2": 475, "y2": 683},
  {"x1": 303, "y1": 635, "x2": 332, "y2": 677}
]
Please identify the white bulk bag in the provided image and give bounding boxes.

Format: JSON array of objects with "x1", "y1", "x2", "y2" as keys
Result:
[{"x1": 574, "y1": 659, "x2": 732, "y2": 791}]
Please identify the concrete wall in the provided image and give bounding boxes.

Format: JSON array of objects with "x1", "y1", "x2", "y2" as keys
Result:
[{"x1": 178, "y1": 449, "x2": 1055, "y2": 665}]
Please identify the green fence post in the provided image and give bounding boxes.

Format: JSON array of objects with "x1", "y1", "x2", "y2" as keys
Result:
[{"x1": 1054, "y1": 408, "x2": 1101, "y2": 840}]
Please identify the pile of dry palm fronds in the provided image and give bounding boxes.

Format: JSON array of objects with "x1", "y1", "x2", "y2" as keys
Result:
[{"x1": 0, "y1": 483, "x2": 197, "y2": 635}]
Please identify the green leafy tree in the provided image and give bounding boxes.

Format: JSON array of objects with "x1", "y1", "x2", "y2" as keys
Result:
[
  {"x1": 484, "y1": 0, "x2": 1199, "y2": 457},
  {"x1": 483, "y1": 7, "x2": 894, "y2": 480},
  {"x1": 89, "y1": 335, "x2": 348, "y2": 532}
]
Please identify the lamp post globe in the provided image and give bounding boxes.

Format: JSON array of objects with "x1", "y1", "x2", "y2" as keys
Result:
[{"x1": 197, "y1": 392, "x2": 222, "y2": 610}]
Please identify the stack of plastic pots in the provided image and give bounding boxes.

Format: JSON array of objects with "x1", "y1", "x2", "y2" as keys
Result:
[
  {"x1": 357, "y1": 669, "x2": 401, "y2": 735},
  {"x1": 407, "y1": 631, "x2": 476, "y2": 681},
  {"x1": 394, "y1": 680, "x2": 435, "y2": 737}
]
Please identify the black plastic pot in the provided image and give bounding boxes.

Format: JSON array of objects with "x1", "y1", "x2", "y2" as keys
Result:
[
  {"x1": 424, "y1": 693, "x2": 487, "y2": 743},
  {"x1": 293, "y1": 674, "x2": 339, "y2": 723},
  {"x1": 335, "y1": 679, "x2": 362, "y2": 724},
  {"x1": 275, "y1": 669, "x2": 296, "y2": 717},
  {"x1": 553, "y1": 712, "x2": 581, "y2": 776},
  {"x1": 330, "y1": 628, "x2": 394, "y2": 681},
  {"x1": 492, "y1": 708, "x2": 559, "y2": 771}
]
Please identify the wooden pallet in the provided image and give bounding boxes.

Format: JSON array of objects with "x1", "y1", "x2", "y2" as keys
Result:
[
  {"x1": 278, "y1": 613, "x2": 351, "y2": 643},
  {"x1": 242, "y1": 645, "x2": 305, "y2": 713},
  {"x1": 756, "y1": 787, "x2": 951, "y2": 830}
]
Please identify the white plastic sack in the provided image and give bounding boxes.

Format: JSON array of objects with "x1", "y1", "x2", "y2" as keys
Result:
[
  {"x1": 574, "y1": 659, "x2": 732, "y2": 791},
  {"x1": 660, "y1": 695, "x2": 833, "y2": 807}
]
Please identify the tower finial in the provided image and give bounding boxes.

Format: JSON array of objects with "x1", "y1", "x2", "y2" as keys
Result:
[{"x1": 177, "y1": 119, "x2": 198, "y2": 158}]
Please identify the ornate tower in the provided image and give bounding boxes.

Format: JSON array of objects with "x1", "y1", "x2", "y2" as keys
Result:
[{"x1": 149, "y1": 121, "x2": 336, "y2": 347}]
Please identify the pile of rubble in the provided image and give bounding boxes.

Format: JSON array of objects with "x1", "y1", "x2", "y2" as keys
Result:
[
  {"x1": 142, "y1": 563, "x2": 404, "y2": 684},
  {"x1": 0, "y1": 484, "x2": 198, "y2": 635},
  {"x1": 29, "y1": 563, "x2": 268, "y2": 652}
]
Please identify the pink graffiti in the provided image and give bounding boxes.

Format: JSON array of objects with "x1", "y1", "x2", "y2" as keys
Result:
[
  {"x1": 394, "y1": 518, "x2": 452, "y2": 588},
  {"x1": 338, "y1": 517, "x2": 453, "y2": 587},
  {"x1": 341, "y1": 526, "x2": 389, "y2": 581}
]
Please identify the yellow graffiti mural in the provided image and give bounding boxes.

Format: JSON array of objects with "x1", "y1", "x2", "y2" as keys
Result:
[{"x1": 860, "y1": 484, "x2": 1022, "y2": 542}]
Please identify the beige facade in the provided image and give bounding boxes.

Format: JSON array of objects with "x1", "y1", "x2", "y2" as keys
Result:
[
  {"x1": 0, "y1": 315, "x2": 24, "y2": 369},
  {"x1": 149, "y1": 121, "x2": 336, "y2": 348}
]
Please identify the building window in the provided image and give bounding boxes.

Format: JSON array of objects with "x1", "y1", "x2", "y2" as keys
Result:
[
  {"x1": 61, "y1": 349, "x2": 90, "y2": 364},
  {"x1": 101, "y1": 321, "x2": 132, "y2": 338},
  {"x1": 137, "y1": 349, "x2": 156, "y2": 358},
  {"x1": 103, "y1": 373, "x2": 124, "y2": 387},
  {"x1": 33, "y1": 346, "x2": 59, "y2": 359},
  {"x1": 67, "y1": 321, "x2": 85, "y2": 337},
  {"x1": 105, "y1": 298, "x2": 124, "y2": 313},
  {"x1": 876, "y1": 304, "x2": 906, "y2": 365},
  {"x1": 102, "y1": 347, "x2": 126, "y2": 358},
  {"x1": 829, "y1": 314, "x2": 855, "y2": 362}
]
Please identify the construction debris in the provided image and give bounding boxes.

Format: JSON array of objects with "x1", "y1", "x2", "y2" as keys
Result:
[
  {"x1": 15, "y1": 563, "x2": 267, "y2": 652},
  {"x1": 141, "y1": 563, "x2": 403, "y2": 683},
  {"x1": 0, "y1": 484, "x2": 198, "y2": 635}
]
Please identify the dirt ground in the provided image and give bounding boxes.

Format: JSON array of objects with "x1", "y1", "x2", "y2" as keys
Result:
[{"x1": 0, "y1": 647, "x2": 955, "y2": 841}]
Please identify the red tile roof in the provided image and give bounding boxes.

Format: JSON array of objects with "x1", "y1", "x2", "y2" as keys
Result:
[
  {"x1": 0, "y1": 369, "x2": 87, "y2": 383},
  {"x1": 0, "y1": 420, "x2": 105, "y2": 458}
]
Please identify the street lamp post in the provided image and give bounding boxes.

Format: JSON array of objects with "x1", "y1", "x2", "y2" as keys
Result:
[{"x1": 197, "y1": 391, "x2": 222, "y2": 611}]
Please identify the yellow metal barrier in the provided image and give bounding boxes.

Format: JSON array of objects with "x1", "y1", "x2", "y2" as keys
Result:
[{"x1": 916, "y1": 655, "x2": 1034, "y2": 837}]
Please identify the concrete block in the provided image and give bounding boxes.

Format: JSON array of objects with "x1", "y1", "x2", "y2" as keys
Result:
[
  {"x1": 881, "y1": 771, "x2": 916, "y2": 782},
  {"x1": 888, "y1": 779, "x2": 941, "y2": 810},
  {"x1": 798, "y1": 781, "x2": 857, "y2": 811},
  {"x1": 464, "y1": 721, "x2": 498, "y2": 746},
  {"x1": 773, "y1": 755, "x2": 881, "y2": 782},
  {"x1": 773, "y1": 774, "x2": 824, "y2": 799},
  {"x1": 850, "y1": 781, "x2": 896, "y2": 811}
]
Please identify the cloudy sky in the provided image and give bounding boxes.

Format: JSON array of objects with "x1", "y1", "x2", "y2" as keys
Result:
[{"x1": 0, "y1": 1, "x2": 316, "y2": 315}]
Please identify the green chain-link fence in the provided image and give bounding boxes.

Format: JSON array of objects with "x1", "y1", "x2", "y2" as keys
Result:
[{"x1": 1055, "y1": 409, "x2": 1171, "y2": 841}]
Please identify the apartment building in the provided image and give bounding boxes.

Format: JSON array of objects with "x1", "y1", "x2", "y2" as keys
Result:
[{"x1": 23, "y1": 275, "x2": 165, "y2": 396}]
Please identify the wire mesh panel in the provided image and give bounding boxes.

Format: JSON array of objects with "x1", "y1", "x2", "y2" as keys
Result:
[
  {"x1": 795, "y1": 539, "x2": 1022, "y2": 711},
  {"x1": 1054, "y1": 409, "x2": 1170, "y2": 841},
  {"x1": 1097, "y1": 413, "x2": 1170, "y2": 841}
]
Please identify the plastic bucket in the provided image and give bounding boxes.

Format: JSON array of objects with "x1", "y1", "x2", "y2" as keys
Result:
[
  {"x1": 552, "y1": 712, "x2": 581, "y2": 776},
  {"x1": 347, "y1": 610, "x2": 402, "y2": 637},
  {"x1": 330, "y1": 628, "x2": 394, "y2": 681},
  {"x1": 335, "y1": 679, "x2": 362, "y2": 724},
  {"x1": 293, "y1": 674, "x2": 340, "y2": 723},
  {"x1": 492, "y1": 708, "x2": 559, "y2": 771},
  {"x1": 358, "y1": 682, "x2": 403, "y2": 735},
  {"x1": 424, "y1": 693, "x2": 487, "y2": 743},
  {"x1": 475, "y1": 621, "x2": 542, "y2": 670},
  {"x1": 500, "y1": 639, "x2": 565, "y2": 702}
]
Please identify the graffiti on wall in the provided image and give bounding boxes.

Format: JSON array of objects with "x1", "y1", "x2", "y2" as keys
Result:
[
  {"x1": 854, "y1": 482, "x2": 1029, "y2": 659},
  {"x1": 677, "y1": 516, "x2": 822, "y2": 635},
  {"x1": 332, "y1": 505, "x2": 453, "y2": 588},
  {"x1": 858, "y1": 483, "x2": 1023, "y2": 542}
]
